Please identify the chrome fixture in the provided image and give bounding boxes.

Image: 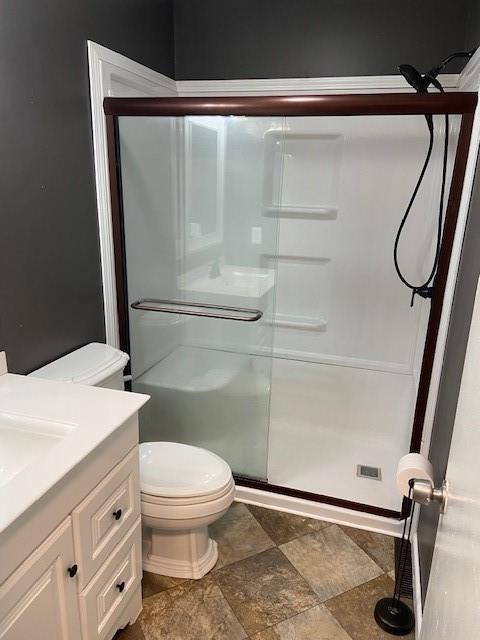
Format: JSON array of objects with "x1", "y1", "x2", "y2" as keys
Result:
[
  {"x1": 411, "y1": 478, "x2": 448, "y2": 513},
  {"x1": 131, "y1": 298, "x2": 263, "y2": 322}
]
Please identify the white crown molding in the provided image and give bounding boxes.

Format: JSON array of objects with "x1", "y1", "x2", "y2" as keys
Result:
[
  {"x1": 177, "y1": 73, "x2": 460, "y2": 96},
  {"x1": 458, "y1": 46, "x2": 480, "y2": 91},
  {"x1": 87, "y1": 41, "x2": 177, "y2": 348}
]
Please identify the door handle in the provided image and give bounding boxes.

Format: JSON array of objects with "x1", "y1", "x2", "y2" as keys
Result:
[{"x1": 411, "y1": 478, "x2": 448, "y2": 513}]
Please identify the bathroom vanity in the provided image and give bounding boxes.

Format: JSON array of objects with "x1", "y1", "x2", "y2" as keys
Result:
[{"x1": 0, "y1": 353, "x2": 149, "y2": 640}]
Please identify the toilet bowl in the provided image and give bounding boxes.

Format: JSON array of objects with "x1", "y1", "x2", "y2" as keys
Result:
[
  {"x1": 29, "y1": 343, "x2": 235, "y2": 580},
  {"x1": 140, "y1": 441, "x2": 235, "y2": 578}
]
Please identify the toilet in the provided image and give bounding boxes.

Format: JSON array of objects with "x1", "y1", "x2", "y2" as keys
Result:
[
  {"x1": 140, "y1": 441, "x2": 234, "y2": 578},
  {"x1": 30, "y1": 342, "x2": 235, "y2": 579}
]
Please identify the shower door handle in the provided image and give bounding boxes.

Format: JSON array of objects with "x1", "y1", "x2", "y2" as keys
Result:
[{"x1": 131, "y1": 298, "x2": 263, "y2": 322}]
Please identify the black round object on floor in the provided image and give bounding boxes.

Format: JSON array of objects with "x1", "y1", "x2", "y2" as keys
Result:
[{"x1": 374, "y1": 598, "x2": 415, "y2": 636}]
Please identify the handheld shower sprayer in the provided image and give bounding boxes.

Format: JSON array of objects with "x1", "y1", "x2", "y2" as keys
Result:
[
  {"x1": 394, "y1": 48, "x2": 476, "y2": 306},
  {"x1": 398, "y1": 50, "x2": 476, "y2": 92}
]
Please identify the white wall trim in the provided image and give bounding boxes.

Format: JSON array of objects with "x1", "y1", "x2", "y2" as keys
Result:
[
  {"x1": 87, "y1": 41, "x2": 177, "y2": 347},
  {"x1": 411, "y1": 528, "x2": 423, "y2": 638},
  {"x1": 177, "y1": 73, "x2": 460, "y2": 96},
  {"x1": 235, "y1": 486, "x2": 404, "y2": 537}
]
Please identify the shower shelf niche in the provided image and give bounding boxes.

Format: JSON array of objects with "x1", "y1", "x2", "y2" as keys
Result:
[
  {"x1": 263, "y1": 205, "x2": 338, "y2": 220},
  {"x1": 265, "y1": 314, "x2": 328, "y2": 331},
  {"x1": 264, "y1": 129, "x2": 343, "y2": 222}
]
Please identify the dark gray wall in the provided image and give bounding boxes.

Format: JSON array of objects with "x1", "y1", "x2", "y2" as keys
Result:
[
  {"x1": 0, "y1": 0, "x2": 174, "y2": 373},
  {"x1": 418, "y1": 151, "x2": 480, "y2": 601},
  {"x1": 174, "y1": 0, "x2": 475, "y2": 80},
  {"x1": 465, "y1": 0, "x2": 480, "y2": 50}
]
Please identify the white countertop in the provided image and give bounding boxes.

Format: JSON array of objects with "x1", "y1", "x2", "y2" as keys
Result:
[{"x1": 0, "y1": 372, "x2": 149, "y2": 533}]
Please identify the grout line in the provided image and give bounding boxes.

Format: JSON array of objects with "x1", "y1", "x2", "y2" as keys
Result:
[
  {"x1": 323, "y1": 571, "x2": 391, "y2": 607},
  {"x1": 245, "y1": 602, "x2": 325, "y2": 639},
  {"x1": 338, "y1": 524, "x2": 395, "y2": 575},
  {"x1": 323, "y1": 574, "x2": 396, "y2": 640},
  {"x1": 245, "y1": 502, "x2": 335, "y2": 545}
]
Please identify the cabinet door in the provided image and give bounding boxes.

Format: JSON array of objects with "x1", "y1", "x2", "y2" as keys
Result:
[{"x1": 0, "y1": 517, "x2": 81, "y2": 640}]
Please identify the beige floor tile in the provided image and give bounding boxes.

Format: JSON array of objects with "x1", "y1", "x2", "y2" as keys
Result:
[
  {"x1": 138, "y1": 574, "x2": 246, "y2": 640},
  {"x1": 214, "y1": 547, "x2": 318, "y2": 636},
  {"x1": 340, "y1": 526, "x2": 395, "y2": 572},
  {"x1": 251, "y1": 604, "x2": 352, "y2": 639},
  {"x1": 210, "y1": 502, "x2": 275, "y2": 569},
  {"x1": 326, "y1": 574, "x2": 415, "y2": 640},
  {"x1": 248, "y1": 504, "x2": 330, "y2": 545},
  {"x1": 280, "y1": 525, "x2": 383, "y2": 602},
  {"x1": 141, "y1": 571, "x2": 188, "y2": 598}
]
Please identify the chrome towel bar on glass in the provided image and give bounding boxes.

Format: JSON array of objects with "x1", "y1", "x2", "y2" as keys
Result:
[{"x1": 131, "y1": 298, "x2": 263, "y2": 322}]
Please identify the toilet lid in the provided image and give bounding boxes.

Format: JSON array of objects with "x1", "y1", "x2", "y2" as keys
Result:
[{"x1": 139, "y1": 442, "x2": 233, "y2": 498}]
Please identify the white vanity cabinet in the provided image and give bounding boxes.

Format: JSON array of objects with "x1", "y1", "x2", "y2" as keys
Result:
[
  {"x1": 0, "y1": 518, "x2": 81, "y2": 640},
  {"x1": 1, "y1": 441, "x2": 143, "y2": 640},
  {"x1": 0, "y1": 365, "x2": 149, "y2": 640}
]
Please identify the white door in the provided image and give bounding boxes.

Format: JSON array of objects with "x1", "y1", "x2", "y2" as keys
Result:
[
  {"x1": 0, "y1": 518, "x2": 81, "y2": 640},
  {"x1": 420, "y1": 276, "x2": 480, "y2": 639}
]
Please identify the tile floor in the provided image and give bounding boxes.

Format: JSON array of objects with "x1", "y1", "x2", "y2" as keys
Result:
[{"x1": 115, "y1": 503, "x2": 414, "y2": 640}]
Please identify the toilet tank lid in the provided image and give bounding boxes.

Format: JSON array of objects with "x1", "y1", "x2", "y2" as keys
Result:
[{"x1": 28, "y1": 343, "x2": 129, "y2": 386}]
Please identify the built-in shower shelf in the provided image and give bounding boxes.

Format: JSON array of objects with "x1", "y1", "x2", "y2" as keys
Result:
[
  {"x1": 265, "y1": 314, "x2": 327, "y2": 331},
  {"x1": 263, "y1": 205, "x2": 338, "y2": 220},
  {"x1": 262, "y1": 253, "x2": 331, "y2": 265}
]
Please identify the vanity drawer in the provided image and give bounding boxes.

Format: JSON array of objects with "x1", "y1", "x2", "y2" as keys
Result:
[
  {"x1": 72, "y1": 446, "x2": 140, "y2": 589},
  {"x1": 78, "y1": 518, "x2": 142, "y2": 640}
]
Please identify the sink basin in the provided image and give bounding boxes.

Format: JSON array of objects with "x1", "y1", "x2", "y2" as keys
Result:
[
  {"x1": 179, "y1": 265, "x2": 275, "y2": 301},
  {"x1": 0, "y1": 412, "x2": 74, "y2": 488}
]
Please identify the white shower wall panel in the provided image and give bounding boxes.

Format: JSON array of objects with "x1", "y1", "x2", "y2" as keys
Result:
[{"x1": 271, "y1": 115, "x2": 447, "y2": 373}]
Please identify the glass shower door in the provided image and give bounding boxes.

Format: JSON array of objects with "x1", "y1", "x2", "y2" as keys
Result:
[{"x1": 117, "y1": 115, "x2": 283, "y2": 480}]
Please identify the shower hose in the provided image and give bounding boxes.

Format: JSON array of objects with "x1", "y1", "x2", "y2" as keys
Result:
[{"x1": 393, "y1": 80, "x2": 449, "y2": 307}]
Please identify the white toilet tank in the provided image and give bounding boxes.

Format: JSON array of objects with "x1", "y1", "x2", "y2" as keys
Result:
[{"x1": 29, "y1": 342, "x2": 130, "y2": 390}]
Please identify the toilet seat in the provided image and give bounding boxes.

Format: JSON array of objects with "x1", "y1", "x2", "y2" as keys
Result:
[
  {"x1": 141, "y1": 477, "x2": 234, "y2": 507},
  {"x1": 139, "y1": 441, "x2": 233, "y2": 498},
  {"x1": 141, "y1": 478, "x2": 235, "y2": 525}
]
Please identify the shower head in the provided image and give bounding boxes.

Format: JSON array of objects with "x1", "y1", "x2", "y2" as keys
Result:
[
  {"x1": 398, "y1": 63, "x2": 434, "y2": 132},
  {"x1": 398, "y1": 49, "x2": 477, "y2": 93},
  {"x1": 398, "y1": 64, "x2": 430, "y2": 93},
  {"x1": 398, "y1": 49, "x2": 476, "y2": 133}
]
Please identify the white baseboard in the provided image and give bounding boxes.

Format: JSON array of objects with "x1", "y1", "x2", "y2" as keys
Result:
[
  {"x1": 235, "y1": 485, "x2": 404, "y2": 537},
  {"x1": 411, "y1": 530, "x2": 423, "y2": 637}
]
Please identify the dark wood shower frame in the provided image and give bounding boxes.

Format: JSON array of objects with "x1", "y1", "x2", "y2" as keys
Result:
[{"x1": 104, "y1": 92, "x2": 477, "y2": 520}]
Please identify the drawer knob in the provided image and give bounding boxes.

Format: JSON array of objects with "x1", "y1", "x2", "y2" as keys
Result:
[
  {"x1": 112, "y1": 509, "x2": 122, "y2": 521},
  {"x1": 116, "y1": 581, "x2": 125, "y2": 593},
  {"x1": 67, "y1": 564, "x2": 78, "y2": 578}
]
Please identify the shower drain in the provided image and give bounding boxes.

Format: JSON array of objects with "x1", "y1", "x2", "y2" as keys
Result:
[{"x1": 357, "y1": 464, "x2": 382, "y2": 481}]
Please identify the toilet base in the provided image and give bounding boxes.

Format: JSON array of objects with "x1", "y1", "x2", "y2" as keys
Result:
[{"x1": 142, "y1": 526, "x2": 219, "y2": 579}]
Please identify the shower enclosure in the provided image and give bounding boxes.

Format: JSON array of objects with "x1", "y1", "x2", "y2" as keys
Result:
[{"x1": 105, "y1": 93, "x2": 475, "y2": 518}]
